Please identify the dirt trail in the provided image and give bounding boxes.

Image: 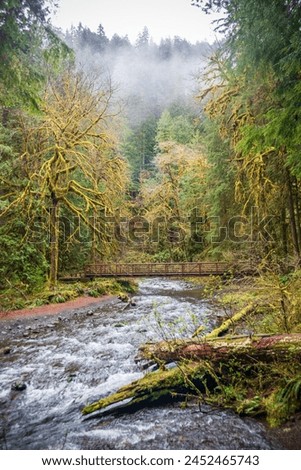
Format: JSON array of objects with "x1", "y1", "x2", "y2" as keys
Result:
[{"x1": 0, "y1": 294, "x2": 113, "y2": 321}]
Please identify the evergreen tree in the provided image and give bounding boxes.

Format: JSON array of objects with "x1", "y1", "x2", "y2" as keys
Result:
[
  {"x1": 122, "y1": 116, "x2": 158, "y2": 184},
  {"x1": 0, "y1": 0, "x2": 68, "y2": 107},
  {"x1": 135, "y1": 26, "x2": 149, "y2": 49},
  {"x1": 158, "y1": 38, "x2": 173, "y2": 61},
  {"x1": 110, "y1": 34, "x2": 131, "y2": 50}
]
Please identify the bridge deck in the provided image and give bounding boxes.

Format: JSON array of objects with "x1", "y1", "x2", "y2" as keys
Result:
[{"x1": 83, "y1": 262, "x2": 229, "y2": 278}]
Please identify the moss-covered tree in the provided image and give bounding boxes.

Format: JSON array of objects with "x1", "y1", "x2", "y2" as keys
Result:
[
  {"x1": 196, "y1": 0, "x2": 301, "y2": 265},
  {"x1": 1, "y1": 67, "x2": 128, "y2": 285}
]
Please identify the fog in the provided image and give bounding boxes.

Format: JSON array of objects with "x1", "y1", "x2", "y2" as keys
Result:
[{"x1": 62, "y1": 25, "x2": 213, "y2": 125}]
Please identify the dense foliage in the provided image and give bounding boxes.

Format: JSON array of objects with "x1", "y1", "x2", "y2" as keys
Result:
[
  {"x1": 0, "y1": 0, "x2": 69, "y2": 107},
  {"x1": 190, "y1": 0, "x2": 301, "y2": 266},
  {"x1": 0, "y1": 2, "x2": 129, "y2": 290},
  {"x1": 1, "y1": 0, "x2": 301, "y2": 291}
]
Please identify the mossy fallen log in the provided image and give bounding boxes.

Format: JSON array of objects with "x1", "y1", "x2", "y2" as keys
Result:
[
  {"x1": 82, "y1": 334, "x2": 301, "y2": 418},
  {"x1": 193, "y1": 302, "x2": 257, "y2": 339},
  {"x1": 139, "y1": 333, "x2": 301, "y2": 364},
  {"x1": 82, "y1": 362, "x2": 215, "y2": 416}
]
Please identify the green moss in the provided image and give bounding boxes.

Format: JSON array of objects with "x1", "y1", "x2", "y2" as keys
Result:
[
  {"x1": 205, "y1": 303, "x2": 257, "y2": 339},
  {"x1": 82, "y1": 362, "x2": 210, "y2": 415},
  {"x1": 237, "y1": 396, "x2": 265, "y2": 417},
  {"x1": 0, "y1": 278, "x2": 138, "y2": 311},
  {"x1": 220, "y1": 291, "x2": 256, "y2": 307},
  {"x1": 264, "y1": 376, "x2": 301, "y2": 427}
]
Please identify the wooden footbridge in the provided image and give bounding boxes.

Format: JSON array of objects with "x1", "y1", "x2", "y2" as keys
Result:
[{"x1": 82, "y1": 262, "x2": 229, "y2": 279}]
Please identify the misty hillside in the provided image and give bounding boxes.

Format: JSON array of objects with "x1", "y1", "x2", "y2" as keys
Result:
[{"x1": 61, "y1": 24, "x2": 213, "y2": 124}]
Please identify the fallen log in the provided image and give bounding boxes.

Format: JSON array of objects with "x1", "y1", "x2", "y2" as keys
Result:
[
  {"x1": 82, "y1": 362, "x2": 215, "y2": 416},
  {"x1": 193, "y1": 302, "x2": 257, "y2": 338},
  {"x1": 139, "y1": 333, "x2": 301, "y2": 364},
  {"x1": 82, "y1": 334, "x2": 301, "y2": 417}
]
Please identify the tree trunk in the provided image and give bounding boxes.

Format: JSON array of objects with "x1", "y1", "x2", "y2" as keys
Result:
[
  {"x1": 286, "y1": 168, "x2": 300, "y2": 259},
  {"x1": 82, "y1": 334, "x2": 301, "y2": 416},
  {"x1": 281, "y1": 206, "x2": 288, "y2": 257},
  {"x1": 82, "y1": 361, "x2": 209, "y2": 416},
  {"x1": 49, "y1": 197, "x2": 60, "y2": 287},
  {"x1": 139, "y1": 333, "x2": 301, "y2": 364},
  {"x1": 2, "y1": 107, "x2": 9, "y2": 127},
  {"x1": 293, "y1": 176, "x2": 301, "y2": 257}
]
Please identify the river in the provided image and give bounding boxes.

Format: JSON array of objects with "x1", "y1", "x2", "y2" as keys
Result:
[{"x1": 0, "y1": 278, "x2": 282, "y2": 450}]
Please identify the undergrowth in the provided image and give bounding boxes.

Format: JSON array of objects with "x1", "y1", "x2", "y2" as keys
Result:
[
  {"x1": 204, "y1": 361, "x2": 301, "y2": 427},
  {"x1": 0, "y1": 278, "x2": 137, "y2": 312}
]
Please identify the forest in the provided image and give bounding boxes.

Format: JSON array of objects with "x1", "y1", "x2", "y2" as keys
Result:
[
  {"x1": 1, "y1": 0, "x2": 301, "y2": 438},
  {"x1": 1, "y1": 0, "x2": 300, "y2": 289}
]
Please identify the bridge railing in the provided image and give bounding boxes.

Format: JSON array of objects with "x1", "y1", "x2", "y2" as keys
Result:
[{"x1": 84, "y1": 262, "x2": 229, "y2": 277}]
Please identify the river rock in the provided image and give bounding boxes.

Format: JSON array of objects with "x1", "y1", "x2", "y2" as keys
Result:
[
  {"x1": 0, "y1": 346, "x2": 11, "y2": 355},
  {"x1": 11, "y1": 381, "x2": 27, "y2": 392},
  {"x1": 67, "y1": 373, "x2": 77, "y2": 383}
]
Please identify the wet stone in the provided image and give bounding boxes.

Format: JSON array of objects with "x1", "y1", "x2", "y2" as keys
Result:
[
  {"x1": 0, "y1": 346, "x2": 11, "y2": 355},
  {"x1": 67, "y1": 373, "x2": 77, "y2": 383},
  {"x1": 11, "y1": 381, "x2": 27, "y2": 392}
]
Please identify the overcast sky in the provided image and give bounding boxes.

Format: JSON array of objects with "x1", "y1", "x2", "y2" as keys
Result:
[{"x1": 51, "y1": 0, "x2": 223, "y2": 44}]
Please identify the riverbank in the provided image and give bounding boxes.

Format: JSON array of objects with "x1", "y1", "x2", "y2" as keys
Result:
[
  {"x1": 0, "y1": 293, "x2": 113, "y2": 321},
  {"x1": 0, "y1": 277, "x2": 138, "y2": 317}
]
